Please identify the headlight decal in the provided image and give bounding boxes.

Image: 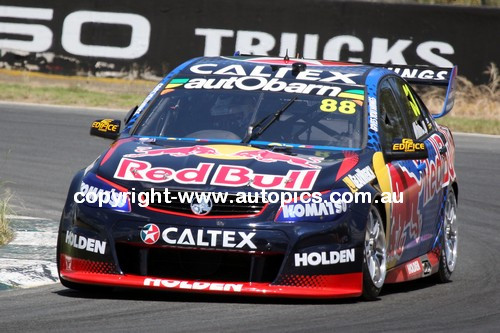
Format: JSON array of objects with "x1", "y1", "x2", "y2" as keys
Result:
[{"x1": 76, "y1": 173, "x2": 131, "y2": 212}]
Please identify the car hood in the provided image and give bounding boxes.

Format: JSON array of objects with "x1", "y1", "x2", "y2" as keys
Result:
[{"x1": 94, "y1": 138, "x2": 372, "y2": 192}]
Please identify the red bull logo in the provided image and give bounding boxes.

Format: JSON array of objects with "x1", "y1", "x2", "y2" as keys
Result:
[
  {"x1": 386, "y1": 130, "x2": 455, "y2": 264},
  {"x1": 114, "y1": 158, "x2": 319, "y2": 190},
  {"x1": 125, "y1": 144, "x2": 323, "y2": 169},
  {"x1": 423, "y1": 133, "x2": 446, "y2": 206},
  {"x1": 436, "y1": 128, "x2": 456, "y2": 187},
  {"x1": 388, "y1": 162, "x2": 423, "y2": 262}
]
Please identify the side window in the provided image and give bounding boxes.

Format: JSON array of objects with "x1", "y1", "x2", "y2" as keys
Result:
[
  {"x1": 391, "y1": 77, "x2": 431, "y2": 139},
  {"x1": 378, "y1": 79, "x2": 411, "y2": 146},
  {"x1": 413, "y1": 90, "x2": 436, "y2": 132}
]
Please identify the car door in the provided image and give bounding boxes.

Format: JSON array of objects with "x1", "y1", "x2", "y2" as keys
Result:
[
  {"x1": 389, "y1": 77, "x2": 448, "y2": 257},
  {"x1": 377, "y1": 77, "x2": 429, "y2": 268}
]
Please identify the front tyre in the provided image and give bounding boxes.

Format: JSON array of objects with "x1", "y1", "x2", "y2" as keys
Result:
[
  {"x1": 362, "y1": 205, "x2": 387, "y2": 300},
  {"x1": 436, "y1": 187, "x2": 458, "y2": 283}
]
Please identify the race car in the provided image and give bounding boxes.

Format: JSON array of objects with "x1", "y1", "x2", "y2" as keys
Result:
[{"x1": 57, "y1": 55, "x2": 458, "y2": 300}]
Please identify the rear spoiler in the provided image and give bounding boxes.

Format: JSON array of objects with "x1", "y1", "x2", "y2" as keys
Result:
[{"x1": 381, "y1": 64, "x2": 458, "y2": 118}]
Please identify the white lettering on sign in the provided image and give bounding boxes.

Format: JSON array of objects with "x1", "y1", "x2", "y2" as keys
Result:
[
  {"x1": 61, "y1": 11, "x2": 150, "y2": 59},
  {"x1": 0, "y1": 6, "x2": 150, "y2": 59},
  {"x1": 194, "y1": 29, "x2": 454, "y2": 67},
  {"x1": 0, "y1": 7, "x2": 455, "y2": 67},
  {"x1": 0, "y1": 6, "x2": 53, "y2": 52}
]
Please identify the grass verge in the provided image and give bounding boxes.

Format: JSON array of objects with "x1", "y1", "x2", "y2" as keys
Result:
[
  {"x1": 420, "y1": 63, "x2": 499, "y2": 135},
  {"x1": 0, "y1": 82, "x2": 144, "y2": 110},
  {"x1": 435, "y1": 117, "x2": 500, "y2": 135},
  {"x1": 0, "y1": 191, "x2": 13, "y2": 246}
]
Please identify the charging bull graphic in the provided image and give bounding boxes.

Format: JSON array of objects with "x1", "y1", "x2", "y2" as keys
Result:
[
  {"x1": 125, "y1": 145, "x2": 323, "y2": 169},
  {"x1": 231, "y1": 149, "x2": 323, "y2": 169},
  {"x1": 126, "y1": 145, "x2": 218, "y2": 158},
  {"x1": 387, "y1": 160, "x2": 424, "y2": 263}
]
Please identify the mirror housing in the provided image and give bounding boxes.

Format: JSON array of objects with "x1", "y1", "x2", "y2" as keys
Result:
[
  {"x1": 384, "y1": 138, "x2": 428, "y2": 162},
  {"x1": 90, "y1": 119, "x2": 121, "y2": 140}
]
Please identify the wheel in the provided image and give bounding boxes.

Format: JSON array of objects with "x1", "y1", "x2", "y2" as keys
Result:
[
  {"x1": 362, "y1": 205, "x2": 387, "y2": 300},
  {"x1": 436, "y1": 187, "x2": 458, "y2": 283}
]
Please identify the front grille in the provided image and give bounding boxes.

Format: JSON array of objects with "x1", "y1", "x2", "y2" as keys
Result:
[
  {"x1": 116, "y1": 243, "x2": 284, "y2": 283},
  {"x1": 147, "y1": 190, "x2": 266, "y2": 217}
]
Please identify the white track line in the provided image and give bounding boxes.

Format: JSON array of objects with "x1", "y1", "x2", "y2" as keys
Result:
[
  {"x1": 454, "y1": 132, "x2": 500, "y2": 139},
  {"x1": 10, "y1": 231, "x2": 58, "y2": 247},
  {"x1": 0, "y1": 100, "x2": 126, "y2": 113},
  {"x1": 5, "y1": 215, "x2": 50, "y2": 221}
]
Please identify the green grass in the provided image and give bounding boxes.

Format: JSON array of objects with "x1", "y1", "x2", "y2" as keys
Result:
[
  {"x1": 436, "y1": 116, "x2": 500, "y2": 135},
  {"x1": 0, "y1": 82, "x2": 144, "y2": 109}
]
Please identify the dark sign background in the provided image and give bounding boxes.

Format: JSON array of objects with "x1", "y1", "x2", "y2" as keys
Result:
[{"x1": 0, "y1": 0, "x2": 498, "y2": 84}]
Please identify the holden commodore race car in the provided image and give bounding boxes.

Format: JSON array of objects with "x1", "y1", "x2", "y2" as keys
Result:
[{"x1": 57, "y1": 55, "x2": 458, "y2": 300}]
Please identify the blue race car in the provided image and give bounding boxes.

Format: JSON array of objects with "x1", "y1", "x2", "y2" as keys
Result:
[{"x1": 57, "y1": 55, "x2": 458, "y2": 300}]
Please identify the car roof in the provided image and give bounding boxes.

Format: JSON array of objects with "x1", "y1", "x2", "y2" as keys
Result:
[{"x1": 175, "y1": 56, "x2": 375, "y2": 87}]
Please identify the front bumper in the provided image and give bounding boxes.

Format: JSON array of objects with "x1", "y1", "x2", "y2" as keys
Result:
[
  {"x1": 58, "y1": 201, "x2": 368, "y2": 298},
  {"x1": 60, "y1": 253, "x2": 362, "y2": 298}
]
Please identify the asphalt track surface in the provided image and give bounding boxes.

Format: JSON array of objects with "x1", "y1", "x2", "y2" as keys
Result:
[{"x1": 0, "y1": 102, "x2": 499, "y2": 332}]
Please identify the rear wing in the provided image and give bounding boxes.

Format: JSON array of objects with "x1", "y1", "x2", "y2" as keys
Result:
[{"x1": 381, "y1": 64, "x2": 458, "y2": 118}]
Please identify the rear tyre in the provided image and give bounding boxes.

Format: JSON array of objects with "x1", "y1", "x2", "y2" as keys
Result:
[
  {"x1": 436, "y1": 187, "x2": 458, "y2": 283},
  {"x1": 362, "y1": 205, "x2": 387, "y2": 300}
]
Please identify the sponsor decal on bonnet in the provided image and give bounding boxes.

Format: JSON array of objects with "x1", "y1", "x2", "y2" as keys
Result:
[
  {"x1": 114, "y1": 158, "x2": 319, "y2": 190},
  {"x1": 126, "y1": 145, "x2": 323, "y2": 169}
]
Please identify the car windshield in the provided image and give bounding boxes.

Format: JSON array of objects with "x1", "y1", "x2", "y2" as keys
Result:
[{"x1": 133, "y1": 81, "x2": 365, "y2": 149}]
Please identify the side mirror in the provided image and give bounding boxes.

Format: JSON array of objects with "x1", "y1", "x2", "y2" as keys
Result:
[
  {"x1": 384, "y1": 138, "x2": 428, "y2": 162},
  {"x1": 90, "y1": 119, "x2": 121, "y2": 140}
]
